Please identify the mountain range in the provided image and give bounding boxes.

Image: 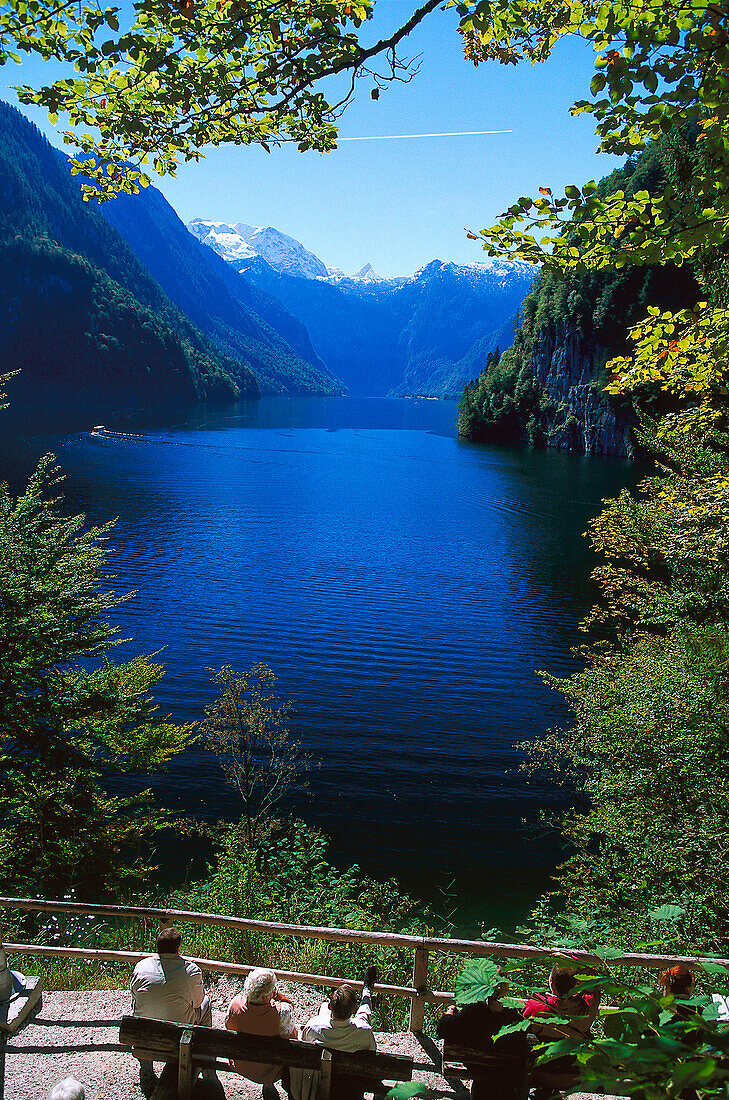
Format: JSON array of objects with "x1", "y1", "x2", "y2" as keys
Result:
[
  {"x1": 0, "y1": 98, "x2": 534, "y2": 416},
  {"x1": 188, "y1": 220, "x2": 535, "y2": 397}
]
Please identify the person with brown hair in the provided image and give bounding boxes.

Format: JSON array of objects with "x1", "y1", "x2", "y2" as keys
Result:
[
  {"x1": 522, "y1": 964, "x2": 600, "y2": 1036},
  {"x1": 658, "y1": 966, "x2": 700, "y2": 1100},
  {"x1": 659, "y1": 965, "x2": 695, "y2": 999},
  {"x1": 521, "y1": 964, "x2": 601, "y2": 1100},
  {"x1": 301, "y1": 965, "x2": 378, "y2": 1052},
  {"x1": 131, "y1": 925, "x2": 213, "y2": 1097}
]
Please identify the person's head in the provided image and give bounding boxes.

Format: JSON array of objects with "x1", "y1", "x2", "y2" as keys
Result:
[
  {"x1": 329, "y1": 983, "x2": 360, "y2": 1020},
  {"x1": 549, "y1": 965, "x2": 576, "y2": 998},
  {"x1": 243, "y1": 968, "x2": 278, "y2": 1005},
  {"x1": 48, "y1": 1079, "x2": 86, "y2": 1100},
  {"x1": 156, "y1": 926, "x2": 182, "y2": 955},
  {"x1": 659, "y1": 965, "x2": 694, "y2": 997}
]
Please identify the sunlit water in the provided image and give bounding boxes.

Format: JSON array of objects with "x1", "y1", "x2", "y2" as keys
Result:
[{"x1": 4, "y1": 396, "x2": 637, "y2": 933}]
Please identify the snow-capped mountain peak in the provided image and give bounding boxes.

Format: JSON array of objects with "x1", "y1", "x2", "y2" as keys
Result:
[
  {"x1": 354, "y1": 263, "x2": 380, "y2": 282},
  {"x1": 187, "y1": 219, "x2": 259, "y2": 264},
  {"x1": 188, "y1": 219, "x2": 328, "y2": 279},
  {"x1": 189, "y1": 216, "x2": 534, "y2": 290}
]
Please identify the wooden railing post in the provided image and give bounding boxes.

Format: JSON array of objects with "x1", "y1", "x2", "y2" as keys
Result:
[
  {"x1": 178, "y1": 1029, "x2": 195, "y2": 1100},
  {"x1": 408, "y1": 945, "x2": 429, "y2": 1033},
  {"x1": 319, "y1": 1048, "x2": 332, "y2": 1100}
]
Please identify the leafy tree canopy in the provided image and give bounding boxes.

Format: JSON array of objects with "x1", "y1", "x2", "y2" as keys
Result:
[
  {"x1": 457, "y1": 0, "x2": 729, "y2": 404},
  {"x1": 1, "y1": 0, "x2": 440, "y2": 197}
]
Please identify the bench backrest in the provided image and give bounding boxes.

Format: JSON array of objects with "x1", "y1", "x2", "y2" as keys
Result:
[
  {"x1": 120, "y1": 1015, "x2": 413, "y2": 1082},
  {"x1": 442, "y1": 1041, "x2": 578, "y2": 1089},
  {"x1": 120, "y1": 1015, "x2": 323, "y2": 1070},
  {"x1": 442, "y1": 1042, "x2": 527, "y2": 1071},
  {"x1": 328, "y1": 1048, "x2": 413, "y2": 1083}
]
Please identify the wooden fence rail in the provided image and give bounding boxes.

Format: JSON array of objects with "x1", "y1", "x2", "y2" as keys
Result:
[{"x1": 3, "y1": 896, "x2": 728, "y2": 1033}]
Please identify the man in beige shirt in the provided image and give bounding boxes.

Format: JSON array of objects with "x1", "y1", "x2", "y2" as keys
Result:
[{"x1": 131, "y1": 926, "x2": 212, "y2": 1096}]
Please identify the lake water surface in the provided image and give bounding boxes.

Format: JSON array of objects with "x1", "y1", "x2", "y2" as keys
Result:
[{"x1": 6, "y1": 397, "x2": 636, "y2": 932}]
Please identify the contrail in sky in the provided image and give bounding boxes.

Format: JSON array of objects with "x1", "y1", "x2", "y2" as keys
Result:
[{"x1": 337, "y1": 129, "x2": 513, "y2": 141}]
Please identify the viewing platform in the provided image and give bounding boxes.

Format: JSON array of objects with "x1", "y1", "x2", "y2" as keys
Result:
[{"x1": 2, "y1": 896, "x2": 726, "y2": 1100}]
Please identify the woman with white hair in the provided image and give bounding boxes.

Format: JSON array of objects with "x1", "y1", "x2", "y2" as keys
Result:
[
  {"x1": 48, "y1": 1080, "x2": 85, "y2": 1100},
  {"x1": 226, "y1": 967, "x2": 297, "y2": 1097}
]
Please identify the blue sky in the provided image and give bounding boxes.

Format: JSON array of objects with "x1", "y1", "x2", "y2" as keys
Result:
[{"x1": 1, "y1": 2, "x2": 623, "y2": 276}]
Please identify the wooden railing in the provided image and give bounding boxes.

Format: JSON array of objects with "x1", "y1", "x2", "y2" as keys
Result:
[{"x1": 2, "y1": 896, "x2": 728, "y2": 1032}]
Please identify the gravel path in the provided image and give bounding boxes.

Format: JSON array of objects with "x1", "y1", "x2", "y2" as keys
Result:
[{"x1": 2, "y1": 982, "x2": 604, "y2": 1100}]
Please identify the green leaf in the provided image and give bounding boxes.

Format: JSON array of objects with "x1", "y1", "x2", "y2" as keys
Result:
[
  {"x1": 593, "y1": 945, "x2": 625, "y2": 960},
  {"x1": 649, "y1": 905, "x2": 686, "y2": 923},
  {"x1": 386, "y1": 1085, "x2": 427, "y2": 1100},
  {"x1": 455, "y1": 959, "x2": 503, "y2": 1005},
  {"x1": 700, "y1": 963, "x2": 729, "y2": 976}
]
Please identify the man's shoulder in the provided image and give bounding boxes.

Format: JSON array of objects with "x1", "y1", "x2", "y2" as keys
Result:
[
  {"x1": 132, "y1": 954, "x2": 160, "y2": 978},
  {"x1": 303, "y1": 1013, "x2": 326, "y2": 1033}
]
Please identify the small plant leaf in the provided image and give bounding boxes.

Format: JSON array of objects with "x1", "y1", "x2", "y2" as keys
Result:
[
  {"x1": 455, "y1": 958, "x2": 502, "y2": 1005},
  {"x1": 649, "y1": 904, "x2": 686, "y2": 922},
  {"x1": 386, "y1": 1085, "x2": 427, "y2": 1099}
]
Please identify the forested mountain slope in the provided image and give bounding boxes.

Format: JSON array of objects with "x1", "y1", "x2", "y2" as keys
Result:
[
  {"x1": 457, "y1": 141, "x2": 701, "y2": 455},
  {"x1": 100, "y1": 186, "x2": 342, "y2": 396},
  {"x1": 0, "y1": 102, "x2": 257, "y2": 410}
]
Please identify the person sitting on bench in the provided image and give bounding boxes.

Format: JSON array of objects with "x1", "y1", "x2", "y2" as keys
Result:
[
  {"x1": 659, "y1": 965, "x2": 695, "y2": 1008},
  {"x1": 522, "y1": 964, "x2": 600, "y2": 1098},
  {"x1": 302, "y1": 966, "x2": 378, "y2": 1052},
  {"x1": 297, "y1": 967, "x2": 379, "y2": 1100},
  {"x1": 226, "y1": 967, "x2": 298, "y2": 1099},
  {"x1": 131, "y1": 925, "x2": 213, "y2": 1097},
  {"x1": 522, "y1": 964, "x2": 600, "y2": 1038},
  {"x1": 437, "y1": 968, "x2": 530, "y2": 1100}
]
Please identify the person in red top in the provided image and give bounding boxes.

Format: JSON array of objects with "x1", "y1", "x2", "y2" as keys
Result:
[
  {"x1": 226, "y1": 967, "x2": 298, "y2": 1099},
  {"x1": 522, "y1": 964, "x2": 600, "y2": 1098},
  {"x1": 522, "y1": 964, "x2": 600, "y2": 1038}
]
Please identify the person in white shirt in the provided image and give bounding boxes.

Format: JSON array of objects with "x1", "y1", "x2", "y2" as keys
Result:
[
  {"x1": 130, "y1": 925, "x2": 213, "y2": 1097},
  {"x1": 301, "y1": 965, "x2": 378, "y2": 1053}
]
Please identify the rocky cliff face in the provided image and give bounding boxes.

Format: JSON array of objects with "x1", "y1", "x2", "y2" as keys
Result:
[{"x1": 531, "y1": 325, "x2": 634, "y2": 457}]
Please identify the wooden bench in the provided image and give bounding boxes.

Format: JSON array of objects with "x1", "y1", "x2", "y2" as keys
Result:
[
  {"x1": 442, "y1": 1041, "x2": 581, "y2": 1096},
  {"x1": 120, "y1": 1015, "x2": 414, "y2": 1100}
]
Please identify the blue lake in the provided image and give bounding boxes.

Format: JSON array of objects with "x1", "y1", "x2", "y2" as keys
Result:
[{"x1": 5, "y1": 397, "x2": 636, "y2": 932}]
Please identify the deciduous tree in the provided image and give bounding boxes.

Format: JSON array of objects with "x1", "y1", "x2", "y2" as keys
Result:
[
  {"x1": 0, "y1": 0, "x2": 441, "y2": 196},
  {"x1": 202, "y1": 663, "x2": 309, "y2": 847}
]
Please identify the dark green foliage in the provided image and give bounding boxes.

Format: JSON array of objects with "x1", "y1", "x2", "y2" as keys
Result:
[
  {"x1": 455, "y1": 953, "x2": 729, "y2": 1099},
  {"x1": 0, "y1": 452, "x2": 196, "y2": 895},
  {"x1": 456, "y1": 347, "x2": 550, "y2": 445},
  {"x1": 173, "y1": 820, "x2": 451, "y2": 1030},
  {"x1": 0, "y1": 101, "x2": 258, "y2": 407},
  {"x1": 458, "y1": 140, "x2": 700, "y2": 447}
]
